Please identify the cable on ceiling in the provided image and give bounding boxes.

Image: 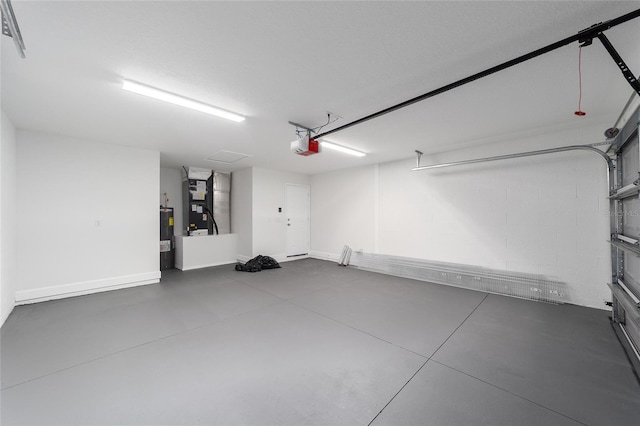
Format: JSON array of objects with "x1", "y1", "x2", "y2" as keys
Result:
[
  {"x1": 575, "y1": 46, "x2": 586, "y2": 116},
  {"x1": 289, "y1": 113, "x2": 341, "y2": 139}
]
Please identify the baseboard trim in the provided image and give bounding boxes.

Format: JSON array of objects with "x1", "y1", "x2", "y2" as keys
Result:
[
  {"x1": 177, "y1": 261, "x2": 237, "y2": 271},
  {"x1": 269, "y1": 253, "x2": 288, "y2": 263},
  {"x1": 1, "y1": 304, "x2": 15, "y2": 328},
  {"x1": 310, "y1": 251, "x2": 340, "y2": 262},
  {"x1": 279, "y1": 254, "x2": 309, "y2": 263},
  {"x1": 15, "y1": 271, "x2": 161, "y2": 305},
  {"x1": 236, "y1": 254, "x2": 309, "y2": 264}
]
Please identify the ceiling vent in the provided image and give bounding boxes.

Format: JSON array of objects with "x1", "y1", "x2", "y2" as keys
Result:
[{"x1": 205, "y1": 150, "x2": 251, "y2": 164}]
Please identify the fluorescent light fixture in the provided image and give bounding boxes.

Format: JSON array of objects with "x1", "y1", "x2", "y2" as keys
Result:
[
  {"x1": 122, "y1": 80, "x2": 245, "y2": 122},
  {"x1": 321, "y1": 140, "x2": 366, "y2": 157}
]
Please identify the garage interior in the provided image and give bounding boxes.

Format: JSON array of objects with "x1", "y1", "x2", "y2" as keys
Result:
[{"x1": 1, "y1": 1, "x2": 640, "y2": 425}]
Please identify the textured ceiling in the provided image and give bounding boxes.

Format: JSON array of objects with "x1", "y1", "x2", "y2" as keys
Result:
[{"x1": 2, "y1": 1, "x2": 639, "y2": 174}]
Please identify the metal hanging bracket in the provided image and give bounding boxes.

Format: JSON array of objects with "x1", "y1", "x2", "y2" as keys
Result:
[
  {"x1": 411, "y1": 144, "x2": 615, "y2": 195},
  {"x1": 311, "y1": 9, "x2": 640, "y2": 141},
  {"x1": 0, "y1": 0, "x2": 25, "y2": 58},
  {"x1": 412, "y1": 145, "x2": 613, "y2": 173},
  {"x1": 579, "y1": 24, "x2": 640, "y2": 96},
  {"x1": 288, "y1": 121, "x2": 313, "y2": 133},
  {"x1": 415, "y1": 150, "x2": 423, "y2": 168}
]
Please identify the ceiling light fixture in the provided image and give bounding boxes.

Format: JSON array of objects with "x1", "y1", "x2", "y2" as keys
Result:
[
  {"x1": 321, "y1": 140, "x2": 366, "y2": 157},
  {"x1": 122, "y1": 80, "x2": 245, "y2": 122}
]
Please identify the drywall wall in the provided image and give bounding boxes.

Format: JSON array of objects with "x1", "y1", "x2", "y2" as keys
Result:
[
  {"x1": 15, "y1": 130, "x2": 160, "y2": 303},
  {"x1": 1, "y1": 110, "x2": 17, "y2": 326},
  {"x1": 230, "y1": 167, "x2": 310, "y2": 262},
  {"x1": 163, "y1": 166, "x2": 301, "y2": 263},
  {"x1": 311, "y1": 123, "x2": 611, "y2": 309},
  {"x1": 160, "y1": 167, "x2": 183, "y2": 236},
  {"x1": 231, "y1": 168, "x2": 253, "y2": 260},
  {"x1": 310, "y1": 164, "x2": 377, "y2": 261},
  {"x1": 175, "y1": 234, "x2": 238, "y2": 270},
  {"x1": 252, "y1": 168, "x2": 310, "y2": 260}
]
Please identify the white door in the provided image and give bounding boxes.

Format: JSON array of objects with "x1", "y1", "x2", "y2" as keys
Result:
[{"x1": 285, "y1": 184, "x2": 310, "y2": 257}]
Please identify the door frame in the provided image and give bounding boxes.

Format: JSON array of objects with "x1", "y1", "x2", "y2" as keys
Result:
[{"x1": 285, "y1": 183, "x2": 310, "y2": 257}]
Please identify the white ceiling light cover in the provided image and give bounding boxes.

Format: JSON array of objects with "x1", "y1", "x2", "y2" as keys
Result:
[
  {"x1": 122, "y1": 80, "x2": 245, "y2": 122},
  {"x1": 321, "y1": 140, "x2": 366, "y2": 157}
]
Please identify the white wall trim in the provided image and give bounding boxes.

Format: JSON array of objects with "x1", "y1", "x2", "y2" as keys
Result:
[
  {"x1": 237, "y1": 253, "x2": 309, "y2": 264},
  {"x1": 285, "y1": 183, "x2": 311, "y2": 257},
  {"x1": 310, "y1": 250, "x2": 340, "y2": 262},
  {"x1": 15, "y1": 271, "x2": 161, "y2": 305},
  {"x1": 373, "y1": 163, "x2": 379, "y2": 253},
  {"x1": 178, "y1": 261, "x2": 237, "y2": 271},
  {"x1": 280, "y1": 254, "x2": 309, "y2": 263}
]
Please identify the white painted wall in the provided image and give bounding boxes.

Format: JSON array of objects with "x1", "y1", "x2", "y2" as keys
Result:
[
  {"x1": 231, "y1": 168, "x2": 253, "y2": 260},
  {"x1": 310, "y1": 165, "x2": 377, "y2": 261},
  {"x1": 1, "y1": 110, "x2": 17, "y2": 326},
  {"x1": 160, "y1": 167, "x2": 183, "y2": 236},
  {"x1": 230, "y1": 167, "x2": 310, "y2": 262},
  {"x1": 311, "y1": 124, "x2": 611, "y2": 309},
  {"x1": 175, "y1": 234, "x2": 238, "y2": 271},
  {"x1": 15, "y1": 130, "x2": 161, "y2": 303},
  {"x1": 252, "y1": 168, "x2": 310, "y2": 260}
]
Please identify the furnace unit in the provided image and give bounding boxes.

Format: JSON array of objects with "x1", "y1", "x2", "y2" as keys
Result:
[
  {"x1": 183, "y1": 168, "x2": 211, "y2": 236},
  {"x1": 208, "y1": 171, "x2": 231, "y2": 235},
  {"x1": 159, "y1": 207, "x2": 174, "y2": 270},
  {"x1": 183, "y1": 167, "x2": 231, "y2": 236}
]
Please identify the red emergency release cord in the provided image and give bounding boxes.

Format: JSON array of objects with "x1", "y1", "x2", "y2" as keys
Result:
[{"x1": 575, "y1": 46, "x2": 586, "y2": 116}]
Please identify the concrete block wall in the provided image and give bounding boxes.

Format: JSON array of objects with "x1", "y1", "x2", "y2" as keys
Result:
[{"x1": 311, "y1": 127, "x2": 611, "y2": 309}]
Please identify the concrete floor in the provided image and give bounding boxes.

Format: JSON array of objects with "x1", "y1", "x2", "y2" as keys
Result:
[{"x1": 1, "y1": 258, "x2": 639, "y2": 425}]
